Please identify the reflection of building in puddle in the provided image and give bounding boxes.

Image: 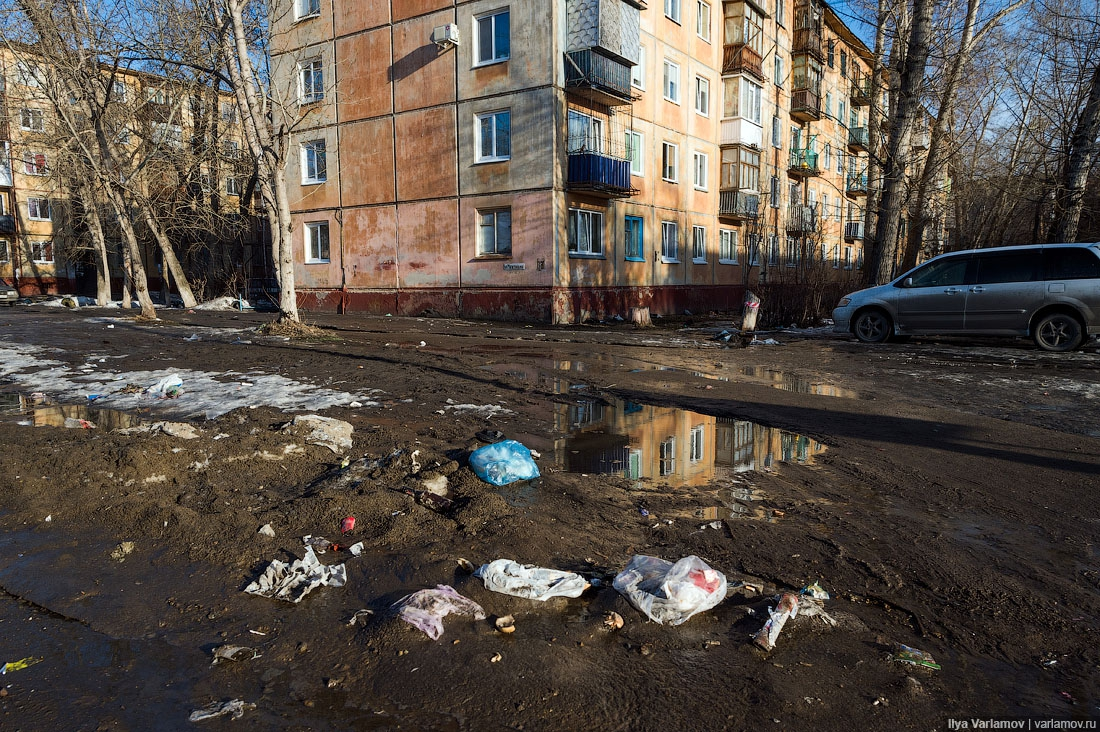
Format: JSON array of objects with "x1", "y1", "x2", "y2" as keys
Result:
[
  {"x1": 0, "y1": 392, "x2": 50, "y2": 414},
  {"x1": 692, "y1": 486, "x2": 782, "y2": 523},
  {"x1": 32, "y1": 404, "x2": 144, "y2": 430},
  {"x1": 553, "y1": 397, "x2": 826, "y2": 486},
  {"x1": 739, "y1": 366, "x2": 857, "y2": 398}
]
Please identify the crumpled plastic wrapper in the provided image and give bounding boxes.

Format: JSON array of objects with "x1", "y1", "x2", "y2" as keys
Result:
[
  {"x1": 244, "y1": 546, "x2": 346, "y2": 603},
  {"x1": 473, "y1": 559, "x2": 588, "y2": 601},
  {"x1": 291, "y1": 414, "x2": 353, "y2": 453},
  {"x1": 612, "y1": 555, "x2": 727, "y2": 626},
  {"x1": 188, "y1": 699, "x2": 256, "y2": 722},
  {"x1": 393, "y1": 584, "x2": 486, "y2": 640}
]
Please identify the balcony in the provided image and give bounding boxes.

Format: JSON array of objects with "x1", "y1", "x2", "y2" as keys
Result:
[
  {"x1": 565, "y1": 49, "x2": 635, "y2": 105},
  {"x1": 912, "y1": 129, "x2": 929, "y2": 150},
  {"x1": 790, "y1": 89, "x2": 821, "y2": 122},
  {"x1": 844, "y1": 221, "x2": 865, "y2": 240},
  {"x1": 788, "y1": 148, "x2": 820, "y2": 177},
  {"x1": 787, "y1": 204, "x2": 817, "y2": 233},
  {"x1": 722, "y1": 44, "x2": 764, "y2": 81},
  {"x1": 720, "y1": 118, "x2": 762, "y2": 148},
  {"x1": 847, "y1": 172, "x2": 869, "y2": 197},
  {"x1": 792, "y1": 28, "x2": 824, "y2": 61},
  {"x1": 719, "y1": 190, "x2": 760, "y2": 221},
  {"x1": 847, "y1": 126, "x2": 869, "y2": 153},
  {"x1": 0, "y1": 215, "x2": 14, "y2": 235},
  {"x1": 567, "y1": 152, "x2": 636, "y2": 198},
  {"x1": 850, "y1": 76, "x2": 872, "y2": 107}
]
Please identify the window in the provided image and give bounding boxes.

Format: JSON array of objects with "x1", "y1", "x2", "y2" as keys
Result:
[
  {"x1": 767, "y1": 235, "x2": 779, "y2": 266},
  {"x1": 28, "y1": 197, "x2": 50, "y2": 221},
  {"x1": 568, "y1": 208, "x2": 604, "y2": 256},
  {"x1": 695, "y1": 76, "x2": 710, "y2": 116},
  {"x1": 223, "y1": 140, "x2": 241, "y2": 160},
  {"x1": 722, "y1": 76, "x2": 761, "y2": 123},
  {"x1": 16, "y1": 61, "x2": 42, "y2": 88},
  {"x1": 475, "y1": 9, "x2": 510, "y2": 65},
  {"x1": 305, "y1": 222, "x2": 330, "y2": 263},
  {"x1": 776, "y1": 0, "x2": 785, "y2": 24},
  {"x1": 664, "y1": 0, "x2": 681, "y2": 23},
  {"x1": 836, "y1": 147, "x2": 843, "y2": 174},
  {"x1": 690, "y1": 425, "x2": 705, "y2": 462},
  {"x1": 740, "y1": 78, "x2": 762, "y2": 124},
  {"x1": 972, "y1": 253, "x2": 1040, "y2": 284},
  {"x1": 220, "y1": 102, "x2": 238, "y2": 123},
  {"x1": 152, "y1": 123, "x2": 183, "y2": 148},
  {"x1": 823, "y1": 143, "x2": 831, "y2": 169},
  {"x1": 697, "y1": 1, "x2": 711, "y2": 40},
  {"x1": 825, "y1": 91, "x2": 832, "y2": 117},
  {"x1": 660, "y1": 437, "x2": 676, "y2": 475},
  {"x1": 1046, "y1": 248, "x2": 1100, "y2": 279},
  {"x1": 226, "y1": 177, "x2": 240, "y2": 196},
  {"x1": 720, "y1": 146, "x2": 760, "y2": 191},
  {"x1": 719, "y1": 229, "x2": 738, "y2": 263},
  {"x1": 477, "y1": 208, "x2": 512, "y2": 256},
  {"x1": 769, "y1": 175, "x2": 780, "y2": 208},
  {"x1": 0, "y1": 241, "x2": 8, "y2": 263},
  {"x1": 832, "y1": 244, "x2": 840, "y2": 268},
  {"x1": 299, "y1": 59, "x2": 324, "y2": 104},
  {"x1": 827, "y1": 40, "x2": 835, "y2": 68},
  {"x1": 661, "y1": 142, "x2": 678, "y2": 182},
  {"x1": 786, "y1": 237, "x2": 799, "y2": 266},
  {"x1": 476, "y1": 110, "x2": 511, "y2": 162},
  {"x1": 624, "y1": 216, "x2": 644, "y2": 261},
  {"x1": 568, "y1": 110, "x2": 603, "y2": 154},
  {"x1": 838, "y1": 100, "x2": 847, "y2": 127},
  {"x1": 31, "y1": 240, "x2": 53, "y2": 263},
  {"x1": 24, "y1": 152, "x2": 47, "y2": 175},
  {"x1": 840, "y1": 49, "x2": 848, "y2": 78},
  {"x1": 301, "y1": 139, "x2": 327, "y2": 184},
  {"x1": 295, "y1": 0, "x2": 320, "y2": 19},
  {"x1": 20, "y1": 108, "x2": 44, "y2": 132},
  {"x1": 625, "y1": 130, "x2": 643, "y2": 175},
  {"x1": 772, "y1": 115, "x2": 781, "y2": 147},
  {"x1": 748, "y1": 234, "x2": 761, "y2": 265},
  {"x1": 844, "y1": 245, "x2": 853, "y2": 269},
  {"x1": 661, "y1": 221, "x2": 679, "y2": 261},
  {"x1": 692, "y1": 151, "x2": 708, "y2": 190},
  {"x1": 663, "y1": 60, "x2": 680, "y2": 103},
  {"x1": 774, "y1": 56, "x2": 783, "y2": 86},
  {"x1": 631, "y1": 46, "x2": 645, "y2": 89},
  {"x1": 692, "y1": 225, "x2": 706, "y2": 263}
]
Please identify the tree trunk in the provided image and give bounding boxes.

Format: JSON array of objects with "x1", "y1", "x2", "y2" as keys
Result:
[
  {"x1": 83, "y1": 188, "x2": 113, "y2": 306},
  {"x1": 142, "y1": 207, "x2": 198, "y2": 307},
  {"x1": 862, "y1": 0, "x2": 889, "y2": 286},
  {"x1": 1050, "y1": 61, "x2": 1100, "y2": 243}
]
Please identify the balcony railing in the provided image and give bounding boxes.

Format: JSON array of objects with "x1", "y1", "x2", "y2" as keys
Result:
[
  {"x1": 567, "y1": 152, "x2": 636, "y2": 198},
  {"x1": 722, "y1": 44, "x2": 764, "y2": 81},
  {"x1": 790, "y1": 88, "x2": 821, "y2": 121},
  {"x1": 787, "y1": 204, "x2": 817, "y2": 233},
  {"x1": 792, "y1": 28, "x2": 824, "y2": 60},
  {"x1": 844, "y1": 220, "x2": 865, "y2": 240},
  {"x1": 719, "y1": 190, "x2": 760, "y2": 220},
  {"x1": 788, "y1": 148, "x2": 820, "y2": 176},
  {"x1": 850, "y1": 76, "x2": 872, "y2": 107},
  {"x1": 565, "y1": 49, "x2": 635, "y2": 104},
  {"x1": 0, "y1": 215, "x2": 14, "y2": 235},
  {"x1": 848, "y1": 126, "x2": 869, "y2": 152},
  {"x1": 847, "y1": 173, "x2": 869, "y2": 196}
]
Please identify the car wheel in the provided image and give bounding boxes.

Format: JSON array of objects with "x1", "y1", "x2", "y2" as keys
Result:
[
  {"x1": 853, "y1": 309, "x2": 892, "y2": 344},
  {"x1": 1033, "y1": 312, "x2": 1083, "y2": 352}
]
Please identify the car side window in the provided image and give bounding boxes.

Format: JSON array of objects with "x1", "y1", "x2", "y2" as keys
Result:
[
  {"x1": 908, "y1": 258, "x2": 969, "y2": 287},
  {"x1": 974, "y1": 253, "x2": 1040, "y2": 284},
  {"x1": 1045, "y1": 248, "x2": 1100, "y2": 280}
]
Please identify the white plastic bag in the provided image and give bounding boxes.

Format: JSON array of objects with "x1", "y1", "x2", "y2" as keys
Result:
[
  {"x1": 393, "y1": 585, "x2": 486, "y2": 640},
  {"x1": 473, "y1": 559, "x2": 588, "y2": 601},
  {"x1": 244, "y1": 546, "x2": 346, "y2": 603},
  {"x1": 468, "y1": 440, "x2": 540, "y2": 486},
  {"x1": 612, "y1": 555, "x2": 727, "y2": 626}
]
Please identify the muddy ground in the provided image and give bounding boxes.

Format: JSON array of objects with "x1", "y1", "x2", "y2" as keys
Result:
[{"x1": 0, "y1": 306, "x2": 1097, "y2": 731}]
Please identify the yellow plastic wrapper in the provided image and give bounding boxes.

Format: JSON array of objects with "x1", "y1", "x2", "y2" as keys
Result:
[{"x1": 1, "y1": 657, "x2": 43, "y2": 674}]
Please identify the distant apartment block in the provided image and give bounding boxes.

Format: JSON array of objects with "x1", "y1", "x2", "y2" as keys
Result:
[{"x1": 272, "y1": 0, "x2": 876, "y2": 323}]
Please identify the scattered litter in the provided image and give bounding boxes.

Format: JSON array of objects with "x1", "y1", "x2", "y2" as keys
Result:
[
  {"x1": 603, "y1": 612, "x2": 624, "y2": 631},
  {"x1": 64, "y1": 417, "x2": 96, "y2": 429},
  {"x1": 188, "y1": 699, "x2": 256, "y2": 722},
  {"x1": 348, "y1": 609, "x2": 374, "y2": 626},
  {"x1": 244, "y1": 546, "x2": 347, "y2": 603},
  {"x1": 473, "y1": 559, "x2": 588, "y2": 601},
  {"x1": 490, "y1": 652, "x2": 502, "y2": 663},
  {"x1": 393, "y1": 585, "x2": 486, "y2": 640},
  {"x1": 248, "y1": 630, "x2": 266, "y2": 636},
  {"x1": 469, "y1": 440, "x2": 540, "y2": 486},
  {"x1": 257, "y1": 524, "x2": 275, "y2": 537},
  {"x1": 43, "y1": 514, "x2": 52, "y2": 522},
  {"x1": 612, "y1": 555, "x2": 728, "y2": 626},
  {"x1": 347, "y1": 542, "x2": 364, "y2": 557},
  {"x1": 892, "y1": 643, "x2": 941, "y2": 671},
  {"x1": 475, "y1": 428, "x2": 504, "y2": 443},
  {"x1": 754, "y1": 593, "x2": 800, "y2": 651},
  {"x1": 147, "y1": 374, "x2": 183, "y2": 398},
  {"x1": 111, "y1": 541, "x2": 135, "y2": 562},
  {"x1": 420, "y1": 475, "x2": 449, "y2": 495},
  {"x1": 749, "y1": 337, "x2": 782, "y2": 346},
  {"x1": 117, "y1": 421, "x2": 201, "y2": 440},
  {"x1": 341, "y1": 516, "x2": 356, "y2": 534},
  {"x1": 456, "y1": 558, "x2": 476, "y2": 573},
  {"x1": 1, "y1": 657, "x2": 42, "y2": 674},
  {"x1": 1059, "y1": 691, "x2": 1075, "y2": 704},
  {"x1": 185, "y1": 334, "x2": 201, "y2": 342},
  {"x1": 87, "y1": 394, "x2": 103, "y2": 401},
  {"x1": 440, "y1": 403, "x2": 514, "y2": 418},
  {"x1": 801, "y1": 581, "x2": 830, "y2": 600},
  {"x1": 349, "y1": 401, "x2": 363, "y2": 408},
  {"x1": 211, "y1": 645, "x2": 260, "y2": 665},
  {"x1": 494, "y1": 615, "x2": 516, "y2": 633},
  {"x1": 290, "y1": 415, "x2": 353, "y2": 454}
]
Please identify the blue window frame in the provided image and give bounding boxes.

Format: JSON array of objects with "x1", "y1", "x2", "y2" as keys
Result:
[{"x1": 624, "y1": 216, "x2": 644, "y2": 261}]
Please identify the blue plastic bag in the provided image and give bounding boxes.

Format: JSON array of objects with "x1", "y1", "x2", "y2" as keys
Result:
[{"x1": 469, "y1": 440, "x2": 540, "y2": 486}]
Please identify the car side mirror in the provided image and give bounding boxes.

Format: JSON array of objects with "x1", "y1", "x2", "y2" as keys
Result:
[{"x1": 902, "y1": 277, "x2": 914, "y2": 287}]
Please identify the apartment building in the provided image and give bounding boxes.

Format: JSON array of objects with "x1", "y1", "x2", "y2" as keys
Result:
[
  {"x1": 273, "y1": 0, "x2": 876, "y2": 323},
  {"x1": 0, "y1": 48, "x2": 253, "y2": 298}
]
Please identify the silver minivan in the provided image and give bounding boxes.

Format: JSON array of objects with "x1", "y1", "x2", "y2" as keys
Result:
[{"x1": 832, "y1": 243, "x2": 1100, "y2": 351}]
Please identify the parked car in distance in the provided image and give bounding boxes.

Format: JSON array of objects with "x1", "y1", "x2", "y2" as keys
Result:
[
  {"x1": 0, "y1": 281, "x2": 17, "y2": 306},
  {"x1": 832, "y1": 243, "x2": 1100, "y2": 352}
]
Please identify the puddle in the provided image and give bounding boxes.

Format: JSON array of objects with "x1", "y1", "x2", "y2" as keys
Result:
[
  {"x1": 0, "y1": 392, "x2": 148, "y2": 430},
  {"x1": 739, "y1": 367, "x2": 858, "y2": 398}
]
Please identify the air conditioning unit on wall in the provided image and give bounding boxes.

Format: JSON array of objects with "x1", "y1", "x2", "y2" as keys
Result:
[{"x1": 431, "y1": 24, "x2": 459, "y2": 50}]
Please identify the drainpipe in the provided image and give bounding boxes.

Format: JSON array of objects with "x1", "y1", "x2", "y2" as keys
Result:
[{"x1": 329, "y1": 0, "x2": 347, "y2": 313}]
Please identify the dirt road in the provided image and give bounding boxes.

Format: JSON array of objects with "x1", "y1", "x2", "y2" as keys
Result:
[{"x1": 0, "y1": 307, "x2": 1097, "y2": 731}]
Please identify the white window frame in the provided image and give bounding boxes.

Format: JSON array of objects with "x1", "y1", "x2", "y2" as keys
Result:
[
  {"x1": 477, "y1": 208, "x2": 512, "y2": 256},
  {"x1": 694, "y1": 76, "x2": 710, "y2": 116},
  {"x1": 786, "y1": 237, "x2": 799, "y2": 266},
  {"x1": 16, "y1": 61, "x2": 42, "y2": 88},
  {"x1": 301, "y1": 139, "x2": 327, "y2": 184},
  {"x1": 568, "y1": 208, "x2": 604, "y2": 257},
  {"x1": 768, "y1": 234, "x2": 779, "y2": 265},
  {"x1": 663, "y1": 60, "x2": 680, "y2": 104},
  {"x1": 23, "y1": 152, "x2": 48, "y2": 176},
  {"x1": 20, "y1": 108, "x2": 44, "y2": 132},
  {"x1": 474, "y1": 9, "x2": 510, "y2": 66},
  {"x1": 660, "y1": 220, "x2": 679, "y2": 262},
  {"x1": 625, "y1": 130, "x2": 644, "y2": 176},
  {"x1": 226, "y1": 177, "x2": 240, "y2": 196},
  {"x1": 0, "y1": 240, "x2": 9, "y2": 263},
  {"x1": 697, "y1": 1, "x2": 711, "y2": 41},
  {"x1": 719, "y1": 229, "x2": 738, "y2": 264},
  {"x1": 631, "y1": 46, "x2": 646, "y2": 90},
  {"x1": 295, "y1": 0, "x2": 320, "y2": 20},
  {"x1": 223, "y1": 140, "x2": 241, "y2": 160},
  {"x1": 299, "y1": 58, "x2": 324, "y2": 104},
  {"x1": 740, "y1": 78, "x2": 762, "y2": 124},
  {"x1": 774, "y1": 56, "x2": 783, "y2": 87},
  {"x1": 772, "y1": 115, "x2": 781, "y2": 148},
  {"x1": 665, "y1": 0, "x2": 682, "y2": 23},
  {"x1": 27, "y1": 197, "x2": 50, "y2": 221},
  {"x1": 692, "y1": 150, "x2": 708, "y2": 191},
  {"x1": 661, "y1": 142, "x2": 678, "y2": 182},
  {"x1": 844, "y1": 246, "x2": 853, "y2": 269},
  {"x1": 475, "y1": 110, "x2": 511, "y2": 162},
  {"x1": 690, "y1": 425, "x2": 705, "y2": 462},
  {"x1": 660, "y1": 436, "x2": 676, "y2": 475},
  {"x1": 305, "y1": 221, "x2": 330, "y2": 263},
  {"x1": 692, "y1": 225, "x2": 706, "y2": 263},
  {"x1": 568, "y1": 110, "x2": 604, "y2": 154},
  {"x1": 30, "y1": 240, "x2": 53, "y2": 263},
  {"x1": 220, "y1": 102, "x2": 238, "y2": 124}
]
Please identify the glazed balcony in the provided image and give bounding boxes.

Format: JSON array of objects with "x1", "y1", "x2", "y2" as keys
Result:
[
  {"x1": 788, "y1": 148, "x2": 820, "y2": 177},
  {"x1": 719, "y1": 189, "x2": 760, "y2": 221},
  {"x1": 787, "y1": 204, "x2": 817, "y2": 233},
  {"x1": 848, "y1": 126, "x2": 869, "y2": 153},
  {"x1": 844, "y1": 220, "x2": 865, "y2": 240},
  {"x1": 565, "y1": 49, "x2": 636, "y2": 105},
  {"x1": 790, "y1": 88, "x2": 821, "y2": 123},
  {"x1": 722, "y1": 44, "x2": 764, "y2": 81},
  {"x1": 567, "y1": 152, "x2": 636, "y2": 198},
  {"x1": 847, "y1": 172, "x2": 869, "y2": 197}
]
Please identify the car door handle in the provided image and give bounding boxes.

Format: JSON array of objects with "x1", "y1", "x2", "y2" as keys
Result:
[
  {"x1": 968, "y1": 286, "x2": 985, "y2": 293},
  {"x1": 944, "y1": 288, "x2": 963, "y2": 294}
]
